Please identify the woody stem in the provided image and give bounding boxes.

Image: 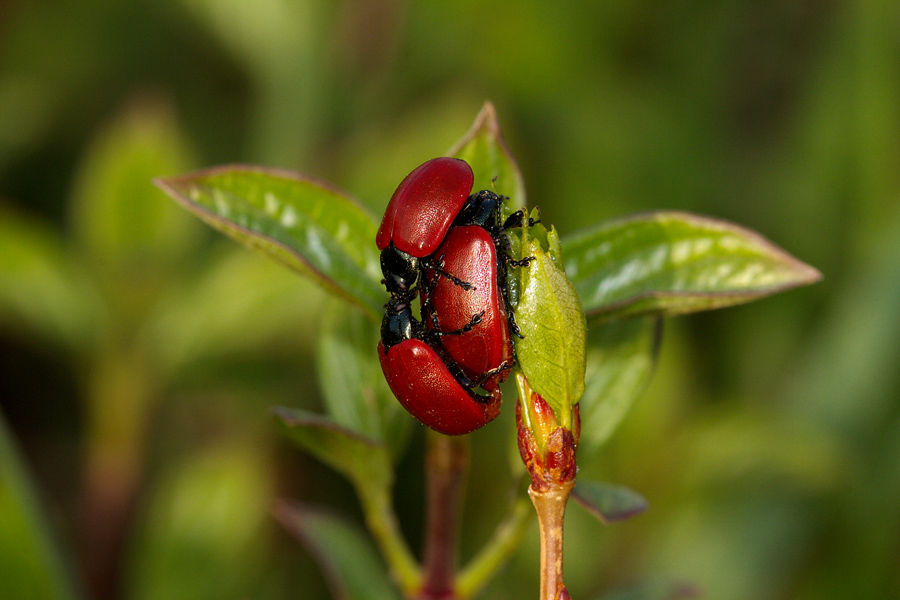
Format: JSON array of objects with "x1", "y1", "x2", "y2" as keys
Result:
[
  {"x1": 418, "y1": 431, "x2": 469, "y2": 599},
  {"x1": 530, "y1": 480, "x2": 574, "y2": 600}
]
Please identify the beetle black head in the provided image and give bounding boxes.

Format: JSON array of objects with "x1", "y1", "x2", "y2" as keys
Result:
[
  {"x1": 380, "y1": 295, "x2": 417, "y2": 351},
  {"x1": 453, "y1": 190, "x2": 505, "y2": 230},
  {"x1": 380, "y1": 244, "x2": 419, "y2": 295}
]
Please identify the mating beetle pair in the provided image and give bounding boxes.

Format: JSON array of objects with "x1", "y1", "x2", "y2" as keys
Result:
[{"x1": 376, "y1": 158, "x2": 530, "y2": 435}]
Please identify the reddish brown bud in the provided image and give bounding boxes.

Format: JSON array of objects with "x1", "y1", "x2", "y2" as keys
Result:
[{"x1": 515, "y1": 375, "x2": 579, "y2": 492}]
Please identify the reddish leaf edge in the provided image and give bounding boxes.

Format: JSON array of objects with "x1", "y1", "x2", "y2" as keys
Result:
[
  {"x1": 271, "y1": 406, "x2": 384, "y2": 448},
  {"x1": 571, "y1": 482, "x2": 649, "y2": 525}
]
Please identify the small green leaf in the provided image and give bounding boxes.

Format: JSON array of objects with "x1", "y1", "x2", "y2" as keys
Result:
[
  {"x1": 513, "y1": 221, "x2": 586, "y2": 425},
  {"x1": 449, "y1": 102, "x2": 526, "y2": 215},
  {"x1": 562, "y1": 211, "x2": 822, "y2": 321},
  {"x1": 0, "y1": 412, "x2": 78, "y2": 600},
  {"x1": 155, "y1": 166, "x2": 384, "y2": 319},
  {"x1": 315, "y1": 303, "x2": 410, "y2": 458},
  {"x1": 571, "y1": 480, "x2": 648, "y2": 524},
  {"x1": 272, "y1": 407, "x2": 392, "y2": 489},
  {"x1": 275, "y1": 502, "x2": 401, "y2": 600},
  {"x1": 578, "y1": 317, "x2": 662, "y2": 459}
]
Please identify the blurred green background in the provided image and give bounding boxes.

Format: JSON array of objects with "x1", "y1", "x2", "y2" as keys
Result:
[{"x1": 1, "y1": 1, "x2": 898, "y2": 599}]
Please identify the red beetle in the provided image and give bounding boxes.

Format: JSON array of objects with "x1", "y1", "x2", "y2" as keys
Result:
[
  {"x1": 378, "y1": 294, "x2": 501, "y2": 436},
  {"x1": 375, "y1": 158, "x2": 532, "y2": 435},
  {"x1": 378, "y1": 338, "x2": 501, "y2": 436},
  {"x1": 376, "y1": 157, "x2": 474, "y2": 257},
  {"x1": 423, "y1": 226, "x2": 514, "y2": 391}
]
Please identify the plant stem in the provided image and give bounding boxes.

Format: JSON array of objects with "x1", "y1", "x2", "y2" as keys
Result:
[
  {"x1": 418, "y1": 431, "x2": 469, "y2": 599},
  {"x1": 530, "y1": 480, "x2": 575, "y2": 600},
  {"x1": 80, "y1": 349, "x2": 153, "y2": 600},
  {"x1": 456, "y1": 494, "x2": 533, "y2": 599}
]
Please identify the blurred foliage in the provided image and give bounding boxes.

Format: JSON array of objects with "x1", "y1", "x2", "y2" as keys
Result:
[{"x1": 0, "y1": 1, "x2": 897, "y2": 600}]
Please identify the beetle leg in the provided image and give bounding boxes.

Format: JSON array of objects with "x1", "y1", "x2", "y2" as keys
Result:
[
  {"x1": 433, "y1": 311, "x2": 485, "y2": 337},
  {"x1": 425, "y1": 255, "x2": 476, "y2": 291},
  {"x1": 475, "y1": 357, "x2": 516, "y2": 387},
  {"x1": 507, "y1": 310, "x2": 525, "y2": 339},
  {"x1": 506, "y1": 255, "x2": 535, "y2": 268}
]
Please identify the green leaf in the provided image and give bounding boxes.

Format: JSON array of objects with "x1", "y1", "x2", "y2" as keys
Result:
[
  {"x1": 0, "y1": 203, "x2": 101, "y2": 355},
  {"x1": 0, "y1": 412, "x2": 79, "y2": 600},
  {"x1": 124, "y1": 443, "x2": 274, "y2": 600},
  {"x1": 562, "y1": 211, "x2": 822, "y2": 321},
  {"x1": 315, "y1": 303, "x2": 410, "y2": 458},
  {"x1": 275, "y1": 502, "x2": 401, "y2": 600},
  {"x1": 146, "y1": 246, "x2": 324, "y2": 377},
  {"x1": 596, "y1": 580, "x2": 700, "y2": 600},
  {"x1": 449, "y1": 102, "x2": 526, "y2": 215},
  {"x1": 155, "y1": 166, "x2": 384, "y2": 319},
  {"x1": 272, "y1": 407, "x2": 392, "y2": 489},
  {"x1": 571, "y1": 480, "x2": 648, "y2": 524},
  {"x1": 70, "y1": 99, "x2": 201, "y2": 270},
  {"x1": 680, "y1": 406, "x2": 846, "y2": 493},
  {"x1": 513, "y1": 221, "x2": 586, "y2": 425},
  {"x1": 578, "y1": 317, "x2": 662, "y2": 458}
]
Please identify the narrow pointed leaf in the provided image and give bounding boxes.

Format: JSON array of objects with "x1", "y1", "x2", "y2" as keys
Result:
[
  {"x1": 155, "y1": 166, "x2": 384, "y2": 319},
  {"x1": 0, "y1": 412, "x2": 78, "y2": 600},
  {"x1": 275, "y1": 502, "x2": 400, "y2": 600},
  {"x1": 572, "y1": 480, "x2": 648, "y2": 524},
  {"x1": 578, "y1": 317, "x2": 662, "y2": 458},
  {"x1": 315, "y1": 303, "x2": 410, "y2": 458},
  {"x1": 449, "y1": 102, "x2": 526, "y2": 215},
  {"x1": 562, "y1": 211, "x2": 822, "y2": 321},
  {"x1": 272, "y1": 407, "x2": 391, "y2": 488}
]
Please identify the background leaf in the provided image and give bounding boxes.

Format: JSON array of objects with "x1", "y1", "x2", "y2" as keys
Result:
[
  {"x1": 596, "y1": 580, "x2": 700, "y2": 600},
  {"x1": 275, "y1": 502, "x2": 401, "y2": 600},
  {"x1": 155, "y1": 166, "x2": 384, "y2": 319},
  {"x1": 0, "y1": 203, "x2": 101, "y2": 354},
  {"x1": 578, "y1": 317, "x2": 662, "y2": 459},
  {"x1": 70, "y1": 99, "x2": 201, "y2": 271},
  {"x1": 123, "y1": 443, "x2": 278, "y2": 600},
  {"x1": 0, "y1": 411, "x2": 78, "y2": 600},
  {"x1": 562, "y1": 211, "x2": 821, "y2": 322},
  {"x1": 144, "y1": 246, "x2": 324, "y2": 378}
]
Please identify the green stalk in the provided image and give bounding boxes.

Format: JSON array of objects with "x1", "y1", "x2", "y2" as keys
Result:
[
  {"x1": 356, "y1": 478, "x2": 422, "y2": 595},
  {"x1": 456, "y1": 495, "x2": 534, "y2": 599}
]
